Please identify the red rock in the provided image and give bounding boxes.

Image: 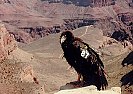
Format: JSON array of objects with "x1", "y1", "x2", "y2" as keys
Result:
[{"x1": 0, "y1": 22, "x2": 17, "y2": 62}]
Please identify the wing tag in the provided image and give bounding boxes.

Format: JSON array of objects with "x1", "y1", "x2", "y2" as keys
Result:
[{"x1": 81, "y1": 49, "x2": 90, "y2": 59}]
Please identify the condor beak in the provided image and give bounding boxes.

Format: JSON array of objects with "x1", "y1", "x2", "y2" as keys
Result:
[{"x1": 60, "y1": 35, "x2": 66, "y2": 44}]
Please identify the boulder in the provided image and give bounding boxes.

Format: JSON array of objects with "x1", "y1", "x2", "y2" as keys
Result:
[{"x1": 55, "y1": 85, "x2": 121, "y2": 94}]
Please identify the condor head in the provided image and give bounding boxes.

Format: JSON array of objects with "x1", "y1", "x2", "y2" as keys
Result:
[{"x1": 60, "y1": 31, "x2": 74, "y2": 44}]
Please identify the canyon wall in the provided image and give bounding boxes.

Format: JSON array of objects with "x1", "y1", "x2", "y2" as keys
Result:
[
  {"x1": 0, "y1": 21, "x2": 17, "y2": 62},
  {"x1": 42, "y1": 0, "x2": 116, "y2": 7},
  {"x1": 0, "y1": 21, "x2": 45, "y2": 94},
  {"x1": 0, "y1": 0, "x2": 132, "y2": 44}
]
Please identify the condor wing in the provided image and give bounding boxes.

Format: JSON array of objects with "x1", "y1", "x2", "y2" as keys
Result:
[{"x1": 73, "y1": 40, "x2": 108, "y2": 90}]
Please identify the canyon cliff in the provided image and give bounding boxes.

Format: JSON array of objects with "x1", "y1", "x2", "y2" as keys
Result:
[
  {"x1": 0, "y1": 21, "x2": 17, "y2": 62},
  {"x1": 0, "y1": 0, "x2": 132, "y2": 44}
]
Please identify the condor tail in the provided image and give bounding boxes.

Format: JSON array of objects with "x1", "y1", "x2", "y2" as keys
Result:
[{"x1": 99, "y1": 66, "x2": 108, "y2": 90}]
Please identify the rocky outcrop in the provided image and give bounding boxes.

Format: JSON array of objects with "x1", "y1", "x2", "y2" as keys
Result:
[
  {"x1": 93, "y1": 13, "x2": 133, "y2": 45},
  {"x1": 128, "y1": 0, "x2": 133, "y2": 7},
  {"x1": 0, "y1": 22, "x2": 45, "y2": 93},
  {"x1": 91, "y1": 0, "x2": 116, "y2": 7},
  {"x1": 118, "y1": 12, "x2": 133, "y2": 26},
  {"x1": 55, "y1": 86, "x2": 121, "y2": 94},
  {"x1": 9, "y1": 31, "x2": 34, "y2": 43},
  {"x1": 0, "y1": 22, "x2": 17, "y2": 62},
  {"x1": 9, "y1": 25, "x2": 61, "y2": 43},
  {"x1": 0, "y1": 58, "x2": 45, "y2": 94},
  {"x1": 0, "y1": 0, "x2": 11, "y2": 4}
]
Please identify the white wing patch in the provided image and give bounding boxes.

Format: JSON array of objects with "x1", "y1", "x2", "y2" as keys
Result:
[{"x1": 81, "y1": 49, "x2": 90, "y2": 59}]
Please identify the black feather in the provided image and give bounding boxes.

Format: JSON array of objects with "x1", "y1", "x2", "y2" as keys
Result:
[{"x1": 60, "y1": 31, "x2": 108, "y2": 90}]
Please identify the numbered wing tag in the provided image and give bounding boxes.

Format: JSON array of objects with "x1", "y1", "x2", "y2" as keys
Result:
[{"x1": 81, "y1": 49, "x2": 90, "y2": 59}]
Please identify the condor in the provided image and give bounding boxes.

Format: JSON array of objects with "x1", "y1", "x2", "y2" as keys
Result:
[{"x1": 60, "y1": 31, "x2": 108, "y2": 90}]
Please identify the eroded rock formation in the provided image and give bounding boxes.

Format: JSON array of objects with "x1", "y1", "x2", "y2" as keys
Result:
[
  {"x1": 0, "y1": 22, "x2": 17, "y2": 62},
  {"x1": 0, "y1": 0, "x2": 132, "y2": 45},
  {"x1": 42, "y1": 0, "x2": 116, "y2": 7},
  {"x1": 0, "y1": 22, "x2": 45, "y2": 94}
]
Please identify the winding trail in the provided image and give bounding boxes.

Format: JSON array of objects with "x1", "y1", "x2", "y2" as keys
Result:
[{"x1": 79, "y1": 26, "x2": 89, "y2": 38}]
